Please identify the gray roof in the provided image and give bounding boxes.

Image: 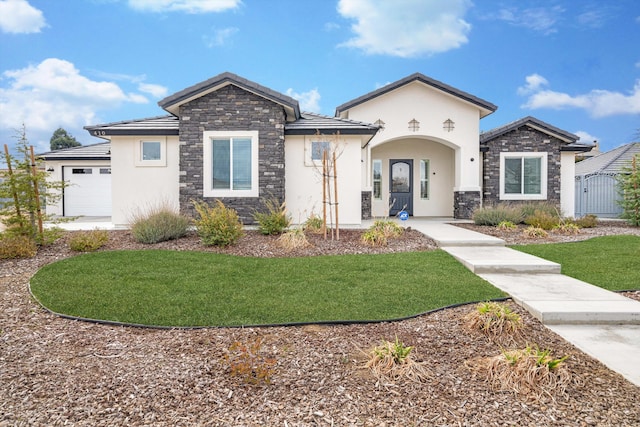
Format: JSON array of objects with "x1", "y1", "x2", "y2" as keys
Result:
[
  {"x1": 158, "y1": 71, "x2": 301, "y2": 121},
  {"x1": 285, "y1": 112, "x2": 379, "y2": 135},
  {"x1": 576, "y1": 142, "x2": 640, "y2": 175},
  {"x1": 39, "y1": 142, "x2": 111, "y2": 161},
  {"x1": 84, "y1": 115, "x2": 178, "y2": 138},
  {"x1": 479, "y1": 116, "x2": 585, "y2": 149},
  {"x1": 335, "y1": 72, "x2": 498, "y2": 118}
]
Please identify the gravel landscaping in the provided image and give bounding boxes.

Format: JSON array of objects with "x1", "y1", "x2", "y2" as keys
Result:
[{"x1": 1, "y1": 224, "x2": 639, "y2": 426}]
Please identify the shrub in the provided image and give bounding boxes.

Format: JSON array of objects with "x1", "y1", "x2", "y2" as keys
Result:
[
  {"x1": 553, "y1": 222, "x2": 580, "y2": 235},
  {"x1": 253, "y1": 198, "x2": 290, "y2": 235},
  {"x1": 473, "y1": 206, "x2": 523, "y2": 226},
  {"x1": 303, "y1": 214, "x2": 324, "y2": 234},
  {"x1": 617, "y1": 154, "x2": 640, "y2": 226},
  {"x1": 471, "y1": 344, "x2": 571, "y2": 401},
  {"x1": 193, "y1": 200, "x2": 243, "y2": 247},
  {"x1": 68, "y1": 229, "x2": 109, "y2": 252},
  {"x1": 574, "y1": 214, "x2": 597, "y2": 228},
  {"x1": 524, "y1": 210, "x2": 560, "y2": 230},
  {"x1": 361, "y1": 219, "x2": 404, "y2": 246},
  {"x1": 465, "y1": 302, "x2": 523, "y2": 343},
  {"x1": 0, "y1": 234, "x2": 37, "y2": 259},
  {"x1": 224, "y1": 337, "x2": 276, "y2": 385},
  {"x1": 365, "y1": 336, "x2": 430, "y2": 383},
  {"x1": 522, "y1": 226, "x2": 549, "y2": 239},
  {"x1": 277, "y1": 227, "x2": 310, "y2": 251},
  {"x1": 497, "y1": 221, "x2": 517, "y2": 230},
  {"x1": 518, "y1": 202, "x2": 561, "y2": 221},
  {"x1": 130, "y1": 206, "x2": 191, "y2": 244}
]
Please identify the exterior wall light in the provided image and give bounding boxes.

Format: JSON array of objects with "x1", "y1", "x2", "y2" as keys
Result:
[{"x1": 374, "y1": 119, "x2": 385, "y2": 130}]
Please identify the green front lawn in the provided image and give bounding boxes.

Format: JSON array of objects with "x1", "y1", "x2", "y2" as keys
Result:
[
  {"x1": 513, "y1": 235, "x2": 640, "y2": 291},
  {"x1": 30, "y1": 250, "x2": 505, "y2": 327}
]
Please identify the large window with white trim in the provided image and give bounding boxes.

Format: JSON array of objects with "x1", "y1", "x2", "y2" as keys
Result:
[
  {"x1": 203, "y1": 131, "x2": 259, "y2": 197},
  {"x1": 500, "y1": 152, "x2": 547, "y2": 200}
]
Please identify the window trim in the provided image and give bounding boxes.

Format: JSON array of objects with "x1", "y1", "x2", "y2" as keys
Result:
[
  {"x1": 203, "y1": 130, "x2": 259, "y2": 198},
  {"x1": 135, "y1": 138, "x2": 166, "y2": 167},
  {"x1": 499, "y1": 152, "x2": 548, "y2": 200},
  {"x1": 420, "y1": 159, "x2": 430, "y2": 200},
  {"x1": 305, "y1": 137, "x2": 333, "y2": 167},
  {"x1": 372, "y1": 159, "x2": 382, "y2": 200}
]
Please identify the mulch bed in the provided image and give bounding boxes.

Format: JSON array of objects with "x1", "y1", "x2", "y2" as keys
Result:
[{"x1": 1, "y1": 224, "x2": 639, "y2": 425}]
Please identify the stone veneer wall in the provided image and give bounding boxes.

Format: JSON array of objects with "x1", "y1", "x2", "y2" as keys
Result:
[
  {"x1": 361, "y1": 191, "x2": 372, "y2": 220},
  {"x1": 178, "y1": 85, "x2": 286, "y2": 224},
  {"x1": 453, "y1": 191, "x2": 481, "y2": 219},
  {"x1": 482, "y1": 125, "x2": 562, "y2": 209}
]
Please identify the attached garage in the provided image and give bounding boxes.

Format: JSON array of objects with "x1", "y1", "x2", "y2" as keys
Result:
[
  {"x1": 63, "y1": 166, "x2": 111, "y2": 216},
  {"x1": 40, "y1": 142, "x2": 112, "y2": 218}
]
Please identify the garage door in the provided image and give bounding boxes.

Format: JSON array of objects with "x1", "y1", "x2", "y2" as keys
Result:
[{"x1": 63, "y1": 166, "x2": 112, "y2": 216}]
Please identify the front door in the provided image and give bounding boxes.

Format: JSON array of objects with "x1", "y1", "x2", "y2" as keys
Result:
[{"x1": 389, "y1": 159, "x2": 413, "y2": 216}]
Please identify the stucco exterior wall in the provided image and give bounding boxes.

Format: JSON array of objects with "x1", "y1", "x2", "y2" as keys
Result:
[
  {"x1": 342, "y1": 81, "x2": 482, "y2": 192},
  {"x1": 110, "y1": 135, "x2": 180, "y2": 226},
  {"x1": 561, "y1": 151, "x2": 576, "y2": 217},
  {"x1": 285, "y1": 134, "x2": 363, "y2": 225}
]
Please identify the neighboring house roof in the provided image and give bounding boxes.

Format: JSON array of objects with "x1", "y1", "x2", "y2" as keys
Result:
[
  {"x1": 39, "y1": 142, "x2": 111, "y2": 161},
  {"x1": 84, "y1": 115, "x2": 179, "y2": 138},
  {"x1": 335, "y1": 72, "x2": 498, "y2": 118},
  {"x1": 479, "y1": 116, "x2": 591, "y2": 152},
  {"x1": 158, "y1": 71, "x2": 301, "y2": 122},
  {"x1": 285, "y1": 112, "x2": 379, "y2": 136},
  {"x1": 576, "y1": 142, "x2": 640, "y2": 175}
]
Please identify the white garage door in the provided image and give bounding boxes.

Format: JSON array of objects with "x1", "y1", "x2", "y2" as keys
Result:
[{"x1": 63, "y1": 166, "x2": 112, "y2": 216}]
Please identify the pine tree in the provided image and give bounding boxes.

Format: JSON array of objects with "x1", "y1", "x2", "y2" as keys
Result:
[{"x1": 50, "y1": 127, "x2": 81, "y2": 151}]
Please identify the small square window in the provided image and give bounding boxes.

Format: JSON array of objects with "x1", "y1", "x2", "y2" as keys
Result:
[
  {"x1": 142, "y1": 141, "x2": 161, "y2": 161},
  {"x1": 311, "y1": 141, "x2": 331, "y2": 161}
]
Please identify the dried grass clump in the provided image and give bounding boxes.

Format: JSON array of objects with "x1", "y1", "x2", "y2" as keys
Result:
[
  {"x1": 364, "y1": 337, "x2": 431, "y2": 383},
  {"x1": 522, "y1": 226, "x2": 549, "y2": 239},
  {"x1": 277, "y1": 228, "x2": 310, "y2": 251},
  {"x1": 470, "y1": 345, "x2": 572, "y2": 402},
  {"x1": 464, "y1": 302, "x2": 523, "y2": 344}
]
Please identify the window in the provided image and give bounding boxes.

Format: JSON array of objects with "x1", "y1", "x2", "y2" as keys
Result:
[
  {"x1": 420, "y1": 159, "x2": 430, "y2": 199},
  {"x1": 373, "y1": 159, "x2": 382, "y2": 200},
  {"x1": 136, "y1": 138, "x2": 166, "y2": 167},
  {"x1": 72, "y1": 168, "x2": 92, "y2": 174},
  {"x1": 311, "y1": 141, "x2": 331, "y2": 161},
  {"x1": 142, "y1": 141, "x2": 161, "y2": 161},
  {"x1": 500, "y1": 152, "x2": 547, "y2": 200},
  {"x1": 100, "y1": 168, "x2": 111, "y2": 174},
  {"x1": 203, "y1": 131, "x2": 259, "y2": 197}
]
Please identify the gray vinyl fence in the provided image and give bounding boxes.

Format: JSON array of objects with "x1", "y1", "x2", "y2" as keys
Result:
[{"x1": 574, "y1": 173, "x2": 622, "y2": 218}]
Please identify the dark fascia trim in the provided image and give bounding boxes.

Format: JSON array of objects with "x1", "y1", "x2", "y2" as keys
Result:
[
  {"x1": 41, "y1": 156, "x2": 111, "y2": 161},
  {"x1": 480, "y1": 146, "x2": 489, "y2": 153},
  {"x1": 86, "y1": 129, "x2": 179, "y2": 137},
  {"x1": 158, "y1": 71, "x2": 301, "y2": 121},
  {"x1": 335, "y1": 72, "x2": 498, "y2": 117},
  {"x1": 480, "y1": 116, "x2": 578, "y2": 144},
  {"x1": 285, "y1": 128, "x2": 379, "y2": 136},
  {"x1": 561, "y1": 145, "x2": 593, "y2": 153}
]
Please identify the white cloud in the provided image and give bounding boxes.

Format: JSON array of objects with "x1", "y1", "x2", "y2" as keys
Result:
[
  {"x1": 518, "y1": 74, "x2": 640, "y2": 118},
  {"x1": 128, "y1": 0, "x2": 241, "y2": 13},
  {"x1": 0, "y1": 0, "x2": 46, "y2": 34},
  {"x1": 337, "y1": 0, "x2": 472, "y2": 57},
  {"x1": 490, "y1": 5, "x2": 564, "y2": 35},
  {"x1": 138, "y1": 83, "x2": 168, "y2": 98},
  {"x1": 574, "y1": 130, "x2": 599, "y2": 146},
  {"x1": 203, "y1": 26, "x2": 239, "y2": 47},
  {"x1": 286, "y1": 88, "x2": 321, "y2": 113},
  {"x1": 0, "y1": 58, "x2": 152, "y2": 137}
]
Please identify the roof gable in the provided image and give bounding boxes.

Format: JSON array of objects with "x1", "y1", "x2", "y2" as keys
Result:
[
  {"x1": 159, "y1": 72, "x2": 301, "y2": 121},
  {"x1": 480, "y1": 116, "x2": 580, "y2": 145},
  {"x1": 335, "y1": 72, "x2": 497, "y2": 118}
]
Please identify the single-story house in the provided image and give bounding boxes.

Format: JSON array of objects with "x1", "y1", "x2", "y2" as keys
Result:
[
  {"x1": 41, "y1": 72, "x2": 592, "y2": 227},
  {"x1": 575, "y1": 142, "x2": 640, "y2": 218}
]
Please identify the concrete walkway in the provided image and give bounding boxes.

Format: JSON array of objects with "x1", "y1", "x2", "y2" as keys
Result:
[{"x1": 408, "y1": 218, "x2": 640, "y2": 387}]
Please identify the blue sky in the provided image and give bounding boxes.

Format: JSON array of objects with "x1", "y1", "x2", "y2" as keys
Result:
[{"x1": 1, "y1": 0, "x2": 639, "y2": 156}]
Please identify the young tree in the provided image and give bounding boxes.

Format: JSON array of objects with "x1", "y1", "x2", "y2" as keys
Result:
[
  {"x1": 50, "y1": 127, "x2": 81, "y2": 150},
  {"x1": 1, "y1": 125, "x2": 66, "y2": 243},
  {"x1": 617, "y1": 154, "x2": 640, "y2": 226}
]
